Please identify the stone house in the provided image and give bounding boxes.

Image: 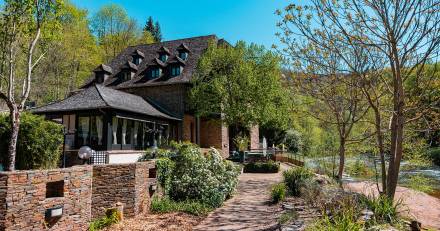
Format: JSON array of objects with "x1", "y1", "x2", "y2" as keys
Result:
[{"x1": 33, "y1": 35, "x2": 259, "y2": 164}]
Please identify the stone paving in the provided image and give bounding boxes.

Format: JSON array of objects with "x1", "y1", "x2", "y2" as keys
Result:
[{"x1": 193, "y1": 165, "x2": 291, "y2": 231}]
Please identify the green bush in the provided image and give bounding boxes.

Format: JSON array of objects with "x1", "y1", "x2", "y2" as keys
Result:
[
  {"x1": 428, "y1": 147, "x2": 440, "y2": 166},
  {"x1": 153, "y1": 143, "x2": 240, "y2": 208},
  {"x1": 89, "y1": 208, "x2": 121, "y2": 231},
  {"x1": 346, "y1": 159, "x2": 374, "y2": 178},
  {"x1": 361, "y1": 195, "x2": 400, "y2": 224},
  {"x1": 138, "y1": 148, "x2": 174, "y2": 161},
  {"x1": 284, "y1": 129, "x2": 303, "y2": 153},
  {"x1": 271, "y1": 183, "x2": 286, "y2": 203},
  {"x1": 150, "y1": 196, "x2": 213, "y2": 216},
  {"x1": 243, "y1": 160, "x2": 280, "y2": 173},
  {"x1": 0, "y1": 113, "x2": 63, "y2": 170},
  {"x1": 283, "y1": 167, "x2": 313, "y2": 196}
]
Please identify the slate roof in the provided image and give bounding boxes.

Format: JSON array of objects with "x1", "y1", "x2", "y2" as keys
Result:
[
  {"x1": 82, "y1": 35, "x2": 220, "y2": 89},
  {"x1": 32, "y1": 85, "x2": 180, "y2": 120}
]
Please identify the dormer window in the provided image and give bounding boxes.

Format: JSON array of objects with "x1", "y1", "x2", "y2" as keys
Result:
[
  {"x1": 159, "y1": 54, "x2": 168, "y2": 62},
  {"x1": 133, "y1": 57, "x2": 142, "y2": 65},
  {"x1": 122, "y1": 71, "x2": 131, "y2": 81},
  {"x1": 132, "y1": 49, "x2": 145, "y2": 66},
  {"x1": 170, "y1": 66, "x2": 181, "y2": 76},
  {"x1": 179, "y1": 51, "x2": 188, "y2": 60},
  {"x1": 150, "y1": 67, "x2": 161, "y2": 78}
]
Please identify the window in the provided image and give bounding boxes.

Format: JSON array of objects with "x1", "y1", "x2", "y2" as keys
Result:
[
  {"x1": 171, "y1": 66, "x2": 181, "y2": 76},
  {"x1": 133, "y1": 57, "x2": 142, "y2": 65},
  {"x1": 78, "y1": 116, "x2": 103, "y2": 148},
  {"x1": 46, "y1": 181, "x2": 64, "y2": 198},
  {"x1": 159, "y1": 54, "x2": 168, "y2": 62},
  {"x1": 179, "y1": 52, "x2": 188, "y2": 60},
  {"x1": 122, "y1": 71, "x2": 131, "y2": 81},
  {"x1": 150, "y1": 68, "x2": 161, "y2": 78}
]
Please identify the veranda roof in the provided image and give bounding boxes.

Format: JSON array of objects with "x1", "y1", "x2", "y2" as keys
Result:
[{"x1": 32, "y1": 84, "x2": 180, "y2": 121}]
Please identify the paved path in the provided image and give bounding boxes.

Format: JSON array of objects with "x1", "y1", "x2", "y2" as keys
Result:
[
  {"x1": 345, "y1": 181, "x2": 440, "y2": 230},
  {"x1": 194, "y1": 165, "x2": 290, "y2": 231}
]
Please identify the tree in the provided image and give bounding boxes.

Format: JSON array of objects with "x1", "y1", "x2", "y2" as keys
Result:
[
  {"x1": 32, "y1": 1, "x2": 102, "y2": 104},
  {"x1": 143, "y1": 16, "x2": 162, "y2": 42},
  {"x1": 190, "y1": 41, "x2": 290, "y2": 130},
  {"x1": 0, "y1": 0, "x2": 61, "y2": 171},
  {"x1": 276, "y1": 0, "x2": 440, "y2": 199},
  {"x1": 91, "y1": 4, "x2": 141, "y2": 62}
]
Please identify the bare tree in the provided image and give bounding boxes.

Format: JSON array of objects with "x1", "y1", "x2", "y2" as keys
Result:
[
  {"x1": 0, "y1": 0, "x2": 60, "y2": 171},
  {"x1": 277, "y1": 0, "x2": 440, "y2": 199}
]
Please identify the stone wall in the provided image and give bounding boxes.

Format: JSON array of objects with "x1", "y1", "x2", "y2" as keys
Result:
[
  {"x1": 91, "y1": 161, "x2": 156, "y2": 219},
  {"x1": 250, "y1": 125, "x2": 260, "y2": 150},
  {"x1": 0, "y1": 166, "x2": 92, "y2": 231}
]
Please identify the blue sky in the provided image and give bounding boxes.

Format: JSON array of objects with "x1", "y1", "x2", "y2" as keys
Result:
[{"x1": 71, "y1": 0, "x2": 287, "y2": 48}]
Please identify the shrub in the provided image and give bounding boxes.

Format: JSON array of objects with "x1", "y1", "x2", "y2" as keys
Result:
[
  {"x1": 271, "y1": 183, "x2": 286, "y2": 203},
  {"x1": 0, "y1": 113, "x2": 63, "y2": 170},
  {"x1": 361, "y1": 194, "x2": 400, "y2": 224},
  {"x1": 154, "y1": 143, "x2": 240, "y2": 208},
  {"x1": 233, "y1": 135, "x2": 249, "y2": 152},
  {"x1": 150, "y1": 196, "x2": 213, "y2": 216},
  {"x1": 283, "y1": 167, "x2": 313, "y2": 196},
  {"x1": 138, "y1": 148, "x2": 174, "y2": 161},
  {"x1": 346, "y1": 159, "x2": 374, "y2": 178},
  {"x1": 278, "y1": 211, "x2": 297, "y2": 224},
  {"x1": 284, "y1": 129, "x2": 303, "y2": 153},
  {"x1": 89, "y1": 208, "x2": 121, "y2": 231},
  {"x1": 243, "y1": 160, "x2": 280, "y2": 173},
  {"x1": 428, "y1": 147, "x2": 440, "y2": 166}
]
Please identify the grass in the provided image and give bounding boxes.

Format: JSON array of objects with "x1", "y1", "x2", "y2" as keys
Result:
[
  {"x1": 278, "y1": 211, "x2": 297, "y2": 224},
  {"x1": 89, "y1": 208, "x2": 122, "y2": 231},
  {"x1": 403, "y1": 173, "x2": 435, "y2": 194},
  {"x1": 150, "y1": 196, "x2": 213, "y2": 216},
  {"x1": 283, "y1": 167, "x2": 313, "y2": 196},
  {"x1": 270, "y1": 183, "x2": 287, "y2": 203},
  {"x1": 361, "y1": 194, "x2": 401, "y2": 225}
]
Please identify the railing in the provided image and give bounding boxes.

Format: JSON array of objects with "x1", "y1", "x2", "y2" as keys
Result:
[
  {"x1": 87, "y1": 151, "x2": 109, "y2": 165},
  {"x1": 229, "y1": 149, "x2": 305, "y2": 167}
]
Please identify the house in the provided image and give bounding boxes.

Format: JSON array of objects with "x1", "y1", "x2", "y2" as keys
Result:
[{"x1": 33, "y1": 35, "x2": 259, "y2": 165}]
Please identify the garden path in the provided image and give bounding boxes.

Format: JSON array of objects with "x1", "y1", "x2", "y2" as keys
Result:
[{"x1": 193, "y1": 164, "x2": 291, "y2": 231}]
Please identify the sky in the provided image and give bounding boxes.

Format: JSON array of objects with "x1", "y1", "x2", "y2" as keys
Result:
[{"x1": 71, "y1": 0, "x2": 287, "y2": 48}]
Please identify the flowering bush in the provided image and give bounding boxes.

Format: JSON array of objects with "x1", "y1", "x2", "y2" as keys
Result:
[{"x1": 151, "y1": 143, "x2": 240, "y2": 208}]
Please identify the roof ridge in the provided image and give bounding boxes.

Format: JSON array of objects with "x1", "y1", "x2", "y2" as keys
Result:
[
  {"x1": 127, "y1": 34, "x2": 218, "y2": 48},
  {"x1": 94, "y1": 84, "x2": 110, "y2": 107}
]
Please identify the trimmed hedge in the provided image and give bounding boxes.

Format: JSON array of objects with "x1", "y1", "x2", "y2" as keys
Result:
[
  {"x1": 243, "y1": 160, "x2": 280, "y2": 173},
  {"x1": 0, "y1": 113, "x2": 63, "y2": 170}
]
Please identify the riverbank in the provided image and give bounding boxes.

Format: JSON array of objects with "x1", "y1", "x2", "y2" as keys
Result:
[{"x1": 345, "y1": 181, "x2": 440, "y2": 230}]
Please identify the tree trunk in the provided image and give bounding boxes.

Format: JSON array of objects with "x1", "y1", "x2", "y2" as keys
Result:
[
  {"x1": 338, "y1": 137, "x2": 345, "y2": 180},
  {"x1": 373, "y1": 107, "x2": 387, "y2": 194},
  {"x1": 7, "y1": 106, "x2": 20, "y2": 171}
]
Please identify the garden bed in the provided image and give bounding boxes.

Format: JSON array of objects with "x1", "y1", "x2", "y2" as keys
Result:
[{"x1": 243, "y1": 161, "x2": 280, "y2": 173}]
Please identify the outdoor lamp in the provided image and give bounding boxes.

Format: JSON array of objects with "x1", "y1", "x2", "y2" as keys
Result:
[
  {"x1": 78, "y1": 146, "x2": 94, "y2": 160},
  {"x1": 45, "y1": 205, "x2": 63, "y2": 218}
]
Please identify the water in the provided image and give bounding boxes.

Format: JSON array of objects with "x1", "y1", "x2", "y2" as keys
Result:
[{"x1": 305, "y1": 156, "x2": 440, "y2": 198}]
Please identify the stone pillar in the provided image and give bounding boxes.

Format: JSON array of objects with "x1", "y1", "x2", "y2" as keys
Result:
[{"x1": 249, "y1": 125, "x2": 259, "y2": 150}]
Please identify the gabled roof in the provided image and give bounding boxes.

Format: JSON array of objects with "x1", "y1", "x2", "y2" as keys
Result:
[
  {"x1": 93, "y1": 64, "x2": 113, "y2": 74},
  {"x1": 158, "y1": 46, "x2": 171, "y2": 55},
  {"x1": 177, "y1": 43, "x2": 190, "y2": 52},
  {"x1": 132, "y1": 49, "x2": 145, "y2": 58},
  {"x1": 168, "y1": 56, "x2": 186, "y2": 66},
  {"x1": 121, "y1": 61, "x2": 138, "y2": 71},
  {"x1": 82, "y1": 35, "x2": 221, "y2": 89},
  {"x1": 32, "y1": 85, "x2": 180, "y2": 120}
]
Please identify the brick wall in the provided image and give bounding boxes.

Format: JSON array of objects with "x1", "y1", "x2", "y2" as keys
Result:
[
  {"x1": 0, "y1": 166, "x2": 92, "y2": 231},
  {"x1": 183, "y1": 114, "x2": 195, "y2": 142},
  {"x1": 91, "y1": 161, "x2": 156, "y2": 219},
  {"x1": 200, "y1": 118, "x2": 229, "y2": 157}
]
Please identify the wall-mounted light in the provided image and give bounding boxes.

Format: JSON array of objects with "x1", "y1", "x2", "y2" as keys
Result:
[{"x1": 46, "y1": 206, "x2": 63, "y2": 218}]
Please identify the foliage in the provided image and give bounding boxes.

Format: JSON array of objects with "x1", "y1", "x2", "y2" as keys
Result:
[
  {"x1": 190, "y1": 40, "x2": 290, "y2": 129},
  {"x1": 233, "y1": 135, "x2": 249, "y2": 152},
  {"x1": 361, "y1": 195, "x2": 401, "y2": 225},
  {"x1": 243, "y1": 161, "x2": 280, "y2": 173},
  {"x1": 138, "y1": 148, "x2": 174, "y2": 161},
  {"x1": 283, "y1": 167, "x2": 313, "y2": 196},
  {"x1": 345, "y1": 159, "x2": 374, "y2": 178},
  {"x1": 428, "y1": 147, "x2": 440, "y2": 166},
  {"x1": 154, "y1": 143, "x2": 240, "y2": 208},
  {"x1": 0, "y1": 113, "x2": 63, "y2": 170},
  {"x1": 91, "y1": 3, "x2": 141, "y2": 62},
  {"x1": 284, "y1": 129, "x2": 303, "y2": 154},
  {"x1": 403, "y1": 137, "x2": 432, "y2": 168},
  {"x1": 150, "y1": 196, "x2": 213, "y2": 216},
  {"x1": 270, "y1": 183, "x2": 287, "y2": 203},
  {"x1": 143, "y1": 16, "x2": 162, "y2": 42},
  {"x1": 89, "y1": 208, "x2": 121, "y2": 231},
  {"x1": 403, "y1": 174, "x2": 435, "y2": 194}
]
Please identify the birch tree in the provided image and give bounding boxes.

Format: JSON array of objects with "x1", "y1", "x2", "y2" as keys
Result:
[{"x1": 0, "y1": 0, "x2": 61, "y2": 171}]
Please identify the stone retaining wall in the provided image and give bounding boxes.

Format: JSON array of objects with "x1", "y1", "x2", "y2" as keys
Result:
[
  {"x1": 91, "y1": 161, "x2": 156, "y2": 218},
  {"x1": 0, "y1": 166, "x2": 92, "y2": 231}
]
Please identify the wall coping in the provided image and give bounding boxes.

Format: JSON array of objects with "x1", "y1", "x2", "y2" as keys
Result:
[{"x1": 0, "y1": 165, "x2": 91, "y2": 176}]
